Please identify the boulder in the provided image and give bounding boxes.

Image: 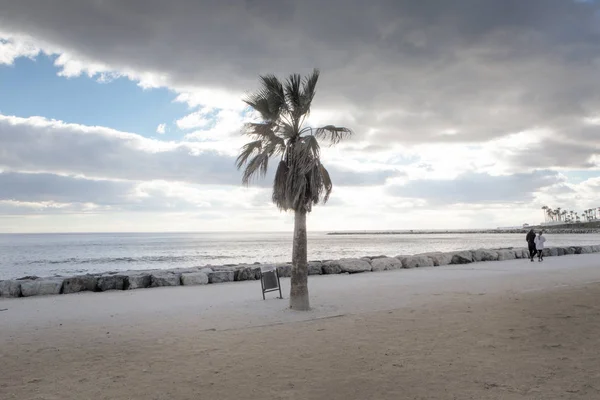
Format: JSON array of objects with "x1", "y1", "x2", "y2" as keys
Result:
[
  {"x1": 308, "y1": 261, "x2": 323, "y2": 275},
  {"x1": 549, "y1": 248, "x2": 559, "y2": 257},
  {"x1": 199, "y1": 267, "x2": 214, "y2": 274},
  {"x1": 542, "y1": 248, "x2": 551, "y2": 257},
  {"x1": 20, "y1": 278, "x2": 64, "y2": 297},
  {"x1": 371, "y1": 257, "x2": 403, "y2": 271},
  {"x1": 97, "y1": 275, "x2": 126, "y2": 291},
  {"x1": 0, "y1": 280, "x2": 22, "y2": 298},
  {"x1": 16, "y1": 275, "x2": 40, "y2": 281},
  {"x1": 402, "y1": 256, "x2": 435, "y2": 269},
  {"x1": 323, "y1": 258, "x2": 372, "y2": 274},
  {"x1": 451, "y1": 251, "x2": 474, "y2": 265},
  {"x1": 565, "y1": 247, "x2": 576, "y2": 255},
  {"x1": 62, "y1": 275, "x2": 98, "y2": 294},
  {"x1": 276, "y1": 264, "x2": 292, "y2": 278},
  {"x1": 208, "y1": 270, "x2": 234, "y2": 283},
  {"x1": 181, "y1": 272, "x2": 209, "y2": 286},
  {"x1": 580, "y1": 246, "x2": 593, "y2": 254},
  {"x1": 556, "y1": 247, "x2": 566, "y2": 256},
  {"x1": 322, "y1": 261, "x2": 342, "y2": 275},
  {"x1": 513, "y1": 248, "x2": 527, "y2": 259},
  {"x1": 368, "y1": 255, "x2": 389, "y2": 260},
  {"x1": 497, "y1": 250, "x2": 516, "y2": 261},
  {"x1": 472, "y1": 249, "x2": 499, "y2": 262},
  {"x1": 593, "y1": 245, "x2": 600, "y2": 253},
  {"x1": 234, "y1": 266, "x2": 260, "y2": 281},
  {"x1": 125, "y1": 274, "x2": 151, "y2": 290},
  {"x1": 521, "y1": 249, "x2": 529, "y2": 258},
  {"x1": 425, "y1": 253, "x2": 453, "y2": 266},
  {"x1": 573, "y1": 246, "x2": 583, "y2": 254},
  {"x1": 150, "y1": 272, "x2": 181, "y2": 287}
]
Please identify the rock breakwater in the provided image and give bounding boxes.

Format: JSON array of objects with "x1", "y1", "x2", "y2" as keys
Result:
[{"x1": 1, "y1": 245, "x2": 599, "y2": 299}]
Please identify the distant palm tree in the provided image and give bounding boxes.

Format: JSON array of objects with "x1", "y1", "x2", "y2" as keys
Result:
[
  {"x1": 237, "y1": 69, "x2": 353, "y2": 311},
  {"x1": 542, "y1": 206, "x2": 549, "y2": 222}
]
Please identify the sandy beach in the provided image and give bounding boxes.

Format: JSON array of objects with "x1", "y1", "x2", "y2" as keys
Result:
[{"x1": 2, "y1": 254, "x2": 600, "y2": 399}]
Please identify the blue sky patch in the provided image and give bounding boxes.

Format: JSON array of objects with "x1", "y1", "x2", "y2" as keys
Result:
[{"x1": 0, "y1": 55, "x2": 190, "y2": 138}]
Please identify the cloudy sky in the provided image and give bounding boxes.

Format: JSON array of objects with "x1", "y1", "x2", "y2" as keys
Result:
[{"x1": 0, "y1": 0, "x2": 599, "y2": 233}]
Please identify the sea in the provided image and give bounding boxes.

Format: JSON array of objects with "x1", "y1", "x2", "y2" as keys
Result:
[{"x1": 1, "y1": 231, "x2": 600, "y2": 280}]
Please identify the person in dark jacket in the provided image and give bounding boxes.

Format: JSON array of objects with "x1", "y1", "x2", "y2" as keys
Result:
[{"x1": 526, "y1": 229, "x2": 537, "y2": 262}]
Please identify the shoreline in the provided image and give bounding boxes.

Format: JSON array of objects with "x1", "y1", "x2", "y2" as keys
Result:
[{"x1": 2, "y1": 244, "x2": 599, "y2": 299}]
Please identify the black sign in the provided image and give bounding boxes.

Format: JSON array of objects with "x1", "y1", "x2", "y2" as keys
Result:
[{"x1": 260, "y1": 266, "x2": 282, "y2": 300}]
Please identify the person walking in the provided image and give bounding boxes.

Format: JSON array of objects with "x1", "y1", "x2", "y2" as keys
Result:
[
  {"x1": 534, "y1": 231, "x2": 546, "y2": 261},
  {"x1": 526, "y1": 229, "x2": 537, "y2": 262}
]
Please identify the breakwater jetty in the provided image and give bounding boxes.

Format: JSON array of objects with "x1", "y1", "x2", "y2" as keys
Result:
[{"x1": 1, "y1": 245, "x2": 599, "y2": 299}]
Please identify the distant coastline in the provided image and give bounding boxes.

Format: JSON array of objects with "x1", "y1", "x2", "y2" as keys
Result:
[{"x1": 327, "y1": 223, "x2": 600, "y2": 236}]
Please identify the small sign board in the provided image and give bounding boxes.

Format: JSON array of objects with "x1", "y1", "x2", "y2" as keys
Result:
[{"x1": 260, "y1": 265, "x2": 282, "y2": 300}]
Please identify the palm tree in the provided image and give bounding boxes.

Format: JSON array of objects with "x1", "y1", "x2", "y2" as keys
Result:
[
  {"x1": 546, "y1": 208, "x2": 554, "y2": 222},
  {"x1": 542, "y1": 206, "x2": 548, "y2": 222},
  {"x1": 237, "y1": 69, "x2": 353, "y2": 311}
]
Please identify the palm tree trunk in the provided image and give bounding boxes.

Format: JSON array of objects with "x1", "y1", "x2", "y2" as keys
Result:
[{"x1": 290, "y1": 208, "x2": 310, "y2": 311}]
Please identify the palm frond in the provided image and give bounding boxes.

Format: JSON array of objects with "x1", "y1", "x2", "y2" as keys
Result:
[
  {"x1": 294, "y1": 136, "x2": 320, "y2": 174},
  {"x1": 272, "y1": 160, "x2": 291, "y2": 210},
  {"x1": 241, "y1": 151, "x2": 270, "y2": 185},
  {"x1": 284, "y1": 73, "x2": 302, "y2": 117},
  {"x1": 243, "y1": 96, "x2": 275, "y2": 121},
  {"x1": 243, "y1": 74, "x2": 287, "y2": 121},
  {"x1": 280, "y1": 122, "x2": 297, "y2": 140},
  {"x1": 319, "y1": 164, "x2": 333, "y2": 203},
  {"x1": 300, "y1": 69, "x2": 319, "y2": 116},
  {"x1": 314, "y1": 125, "x2": 353, "y2": 145},
  {"x1": 259, "y1": 74, "x2": 286, "y2": 108},
  {"x1": 235, "y1": 140, "x2": 262, "y2": 170}
]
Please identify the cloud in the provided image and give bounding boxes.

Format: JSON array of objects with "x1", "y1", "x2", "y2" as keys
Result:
[
  {"x1": 0, "y1": 114, "x2": 240, "y2": 185},
  {"x1": 1, "y1": 0, "x2": 600, "y2": 155},
  {"x1": 388, "y1": 170, "x2": 563, "y2": 205},
  {"x1": 176, "y1": 108, "x2": 212, "y2": 130},
  {"x1": 0, "y1": 114, "x2": 398, "y2": 188},
  {"x1": 0, "y1": 35, "x2": 40, "y2": 65},
  {"x1": 0, "y1": 171, "x2": 133, "y2": 205},
  {"x1": 3, "y1": 1, "x2": 600, "y2": 230},
  {"x1": 325, "y1": 165, "x2": 404, "y2": 186},
  {"x1": 0, "y1": 170, "x2": 272, "y2": 216}
]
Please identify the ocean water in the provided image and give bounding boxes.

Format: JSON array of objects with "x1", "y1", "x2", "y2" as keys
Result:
[{"x1": 1, "y1": 232, "x2": 599, "y2": 280}]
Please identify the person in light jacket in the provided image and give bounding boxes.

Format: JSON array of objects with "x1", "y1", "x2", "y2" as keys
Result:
[{"x1": 534, "y1": 231, "x2": 546, "y2": 261}]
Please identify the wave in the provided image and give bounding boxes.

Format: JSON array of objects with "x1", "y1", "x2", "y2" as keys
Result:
[{"x1": 25, "y1": 254, "x2": 233, "y2": 266}]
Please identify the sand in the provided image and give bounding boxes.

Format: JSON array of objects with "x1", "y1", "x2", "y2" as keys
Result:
[{"x1": 2, "y1": 254, "x2": 600, "y2": 399}]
